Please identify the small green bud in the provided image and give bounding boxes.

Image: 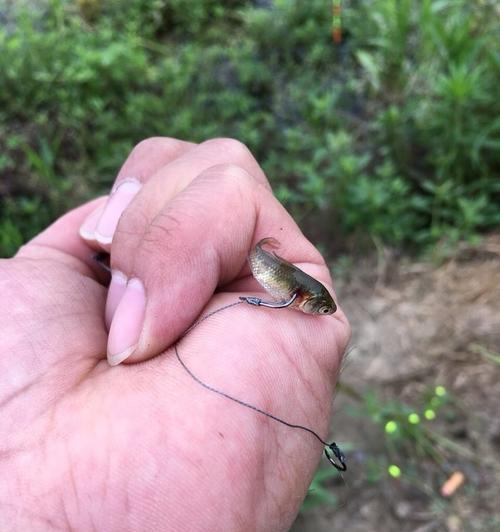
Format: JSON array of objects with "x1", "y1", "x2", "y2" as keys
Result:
[
  {"x1": 388, "y1": 465, "x2": 401, "y2": 478},
  {"x1": 424, "y1": 409, "x2": 436, "y2": 420},
  {"x1": 385, "y1": 420, "x2": 398, "y2": 433},
  {"x1": 408, "y1": 413, "x2": 420, "y2": 424},
  {"x1": 435, "y1": 385, "x2": 446, "y2": 397}
]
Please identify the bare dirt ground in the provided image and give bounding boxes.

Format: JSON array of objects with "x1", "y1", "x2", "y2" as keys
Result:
[{"x1": 293, "y1": 235, "x2": 500, "y2": 532}]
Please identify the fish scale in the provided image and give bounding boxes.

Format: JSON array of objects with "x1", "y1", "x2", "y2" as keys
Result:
[
  {"x1": 249, "y1": 252, "x2": 296, "y2": 301},
  {"x1": 246, "y1": 237, "x2": 337, "y2": 315}
]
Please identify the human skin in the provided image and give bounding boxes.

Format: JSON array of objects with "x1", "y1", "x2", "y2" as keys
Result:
[{"x1": 0, "y1": 138, "x2": 351, "y2": 531}]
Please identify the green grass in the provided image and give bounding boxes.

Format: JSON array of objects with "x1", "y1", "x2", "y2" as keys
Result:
[{"x1": 1, "y1": 0, "x2": 499, "y2": 256}]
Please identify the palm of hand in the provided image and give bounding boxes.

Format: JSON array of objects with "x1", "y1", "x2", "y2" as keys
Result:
[{"x1": 2, "y1": 248, "x2": 345, "y2": 531}]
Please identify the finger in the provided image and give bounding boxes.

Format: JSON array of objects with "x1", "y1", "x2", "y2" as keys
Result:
[
  {"x1": 103, "y1": 138, "x2": 272, "y2": 329},
  {"x1": 106, "y1": 163, "x2": 337, "y2": 366},
  {"x1": 18, "y1": 197, "x2": 108, "y2": 278},
  {"x1": 79, "y1": 137, "x2": 195, "y2": 247},
  {"x1": 105, "y1": 137, "x2": 270, "y2": 249},
  {"x1": 115, "y1": 137, "x2": 196, "y2": 186}
]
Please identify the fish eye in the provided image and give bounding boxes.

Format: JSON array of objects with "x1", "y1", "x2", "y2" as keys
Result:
[{"x1": 319, "y1": 306, "x2": 330, "y2": 314}]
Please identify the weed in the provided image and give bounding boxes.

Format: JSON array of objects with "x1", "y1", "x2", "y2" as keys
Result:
[
  {"x1": 301, "y1": 466, "x2": 340, "y2": 511},
  {"x1": 1, "y1": 0, "x2": 499, "y2": 257}
]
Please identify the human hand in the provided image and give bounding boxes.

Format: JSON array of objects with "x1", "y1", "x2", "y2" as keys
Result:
[{"x1": 1, "y1": 138, "x2": 350, "y2": 531}]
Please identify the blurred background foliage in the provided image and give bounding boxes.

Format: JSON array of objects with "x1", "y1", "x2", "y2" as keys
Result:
[{"x1": 1, "y1": 0, "x2": 499, "y2": 257}]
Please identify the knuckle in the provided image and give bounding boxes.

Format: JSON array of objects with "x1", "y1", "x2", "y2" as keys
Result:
[
  {"x1": 202, "y1": 137, "x2": 253, "y2": 164},
  {"x1": 200, "y1": 163, "x2": 258, "y2": 213},
  {"x1": 203, "y1": 163, "x2": 257, "y2": 194},
  {"x1": 132, "y1": 136, "x2": 185, "y2": 158}
]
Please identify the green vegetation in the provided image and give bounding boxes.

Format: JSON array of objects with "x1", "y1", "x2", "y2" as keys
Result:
[
  {"x1": 304, "y1": 383, "x2": 479, "y2": 514},
  {"x1": 1, "y1": 0, "x2": 499, "y2": 256},
  {"x1": 302, "y1": 465, "x2": 341, "y2": 510},
  {"x1": 355, "y1": 385, "x2": 456, "y2": 485}
]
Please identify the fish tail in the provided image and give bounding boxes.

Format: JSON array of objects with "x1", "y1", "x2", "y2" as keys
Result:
[{"x1": 256, "y1": 237, "x2": 281, "y2": 251}]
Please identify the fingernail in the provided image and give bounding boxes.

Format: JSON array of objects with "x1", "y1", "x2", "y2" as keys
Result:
[
  {"x1": 107, "y1": 278, "x2": 146, "y2": 366},
  {"x1": 105, "y1": 270, "x2": 128, "y2": 329},
  {"x1": 79, "y1": 202, "x2": 106, "y2": 240},
  {"x1": 95, "y1": 179, "x2": 142, "y2": 245}
]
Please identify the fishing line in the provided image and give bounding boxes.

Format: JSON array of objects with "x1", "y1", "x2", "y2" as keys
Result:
[{"x1": 175, "y1": 299, "x2": 347, "y2": 471}]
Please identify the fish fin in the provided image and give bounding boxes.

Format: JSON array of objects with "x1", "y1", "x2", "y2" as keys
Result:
[
  {"x1": 255, "y1": 237, "x2": 299, "y2": 265},
  {"x1": 257, "y1": 237, "x2": 291, "y2": 264},
  {"x1": 257, "y1": 237, "x2": 281, "y2": 250}
]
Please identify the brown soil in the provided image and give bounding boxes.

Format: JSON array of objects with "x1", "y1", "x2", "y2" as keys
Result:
[{"x1": 293, "y1": 235, "x2": 500, "y2": 532}]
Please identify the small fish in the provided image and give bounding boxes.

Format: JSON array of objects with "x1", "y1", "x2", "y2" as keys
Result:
[{"x1": 240, "y1": 237, "x2": 337, "y2": 315}]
